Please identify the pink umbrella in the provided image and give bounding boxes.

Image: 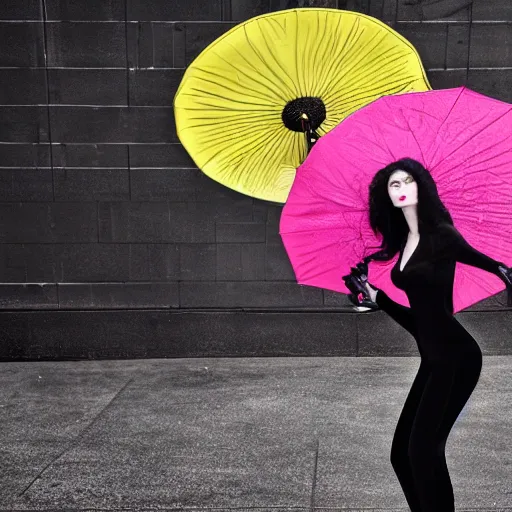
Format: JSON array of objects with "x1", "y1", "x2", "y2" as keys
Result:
[{"x1": 279, "y1": 86, "x2": 512, "y2": 313}]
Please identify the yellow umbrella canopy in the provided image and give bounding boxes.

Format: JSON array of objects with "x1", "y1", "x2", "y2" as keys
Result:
[{"x1": 173, "y1": 8, "x2": 431, "y2": 203}]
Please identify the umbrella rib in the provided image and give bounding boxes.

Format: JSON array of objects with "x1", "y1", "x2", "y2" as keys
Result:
[
  {"x1": 369, "y1": 110, "x2": 397, "y2": 160},
  {"x1": 315, "y1": 14, "x2": 361, "y2": 98},
  {"x1": 213, "y1": 124, "x2": 282, "y2": 153},
  {"x1": 293, "y1": 10, "x2": 304, "y2": 98},
  {"x1": 322, "y1": 30, "x2": 384, "y2": 94},
  {"x1": 220, "y1": 56, "x2": 289, "y2": 102},
  {"x1": 322, "y1": 56, "x2": 409, "y2": 105},
  {"x1": 182, "y1": 112, "x2": 278, "y2": 124},
  {"x1": 180, "y1": 115, "x2": 279, "y2": 133},
  {"x1": 464, "y1": 141, "x2": 512, "y2": 167},
  {"x1": 186, "y1": 85, "x2": 279, "y2": 108},
  {"x1": 405, "y1": 113, "x2": 426, "y2": 165},
  {"x1": 324, "y1": 47, "x2": 408, "y2": 102},
  {"x1": 327, "y1": 81, "x2": 410, "y2": 112},
  {"x1": 302, "y1": 23, "x2": 309, "y2": 93},
  {"x1": 321, "y1": 23, "x2": 367, "y2": 94},
  {"x1": 316, "y1": 149, "x2": 372, "y2": 203},
  {"x1": 309, "y1": 11, "x2": 328, "y2": 93},
  {"x1": 196, "y1": 69, "x2": 284, "y2": 105},
  {"x1": 433, "y1": 87, "x2": 468, "y2": 145},
  {"x1": 204, "y1": 114, "x2": 281, "y2": 130},
  {"x1": 191, "y1": 123, "x2": 277, "y2": 146},
  {"x1": 179, "y1": 96, "x2": 274, "y2": 111},
  {"x1": 266, "y1": 14, "x2": 309, "y2": 99},
  {"x1": 441, "y1": 141, "x2": 512, "y2": 179},
  {"x1": 280, "y1": 226, "x2": 361, "y2": 235},
  {"x1": 259, "y1": 25, "x2": 300, "y2": 100},
  {"x1": 336, "y1": 33, "x2": 390, "y2": 85},
  {"x1": 435, "y1": 105, "x2": 512, "y2": 167},
  {"x1": 199, "y1": 124, "x2": 277, "y2": 171},
  {"x1": 250, "y1": 129, "x2": 295, "y2": 189},
  {"x1": 239, "y1": 132, "x2": 281, "y2": 189},
  {"x1": 423, "y1": 87, "x2": 466, "y2": 163},
  {"x1": 189, "y1": 77, "x2": 281, "y2": 107},
  {"x1": 243, "y1": 23, "x2": 297, "y2": 101},
  {"x1": 315, "y1": 12, "x2": 348, "y2": 95},
  {"x1": 338, "y1": 16, "x2": 365, "y2": 67}
]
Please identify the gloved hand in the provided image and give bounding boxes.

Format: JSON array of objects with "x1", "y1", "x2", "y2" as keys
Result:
[
  {"x1": 342, "y1": 263, "x2": 379, "y2": 311},
  {"x1": 497, "y1": 265, "x2": 512, "y2": 306},
  {"x1": 342, "y1": 272, "x2": 369, "y2": 301},
  {"x1": 349, "y1": 261, "x2": 379, "y2": 302},
  {"x1": 354, "y1": 261, "x2": 369, "y2": 280}
]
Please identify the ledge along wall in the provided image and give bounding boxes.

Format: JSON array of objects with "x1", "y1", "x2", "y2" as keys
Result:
[{"x1": 0, "y1": 0, "x2": 511, "y2": 359}]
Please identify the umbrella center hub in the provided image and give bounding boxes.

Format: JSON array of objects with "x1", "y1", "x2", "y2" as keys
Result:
[{"x1": 282, "y1": 97, "x2": 326, "y2": 132}]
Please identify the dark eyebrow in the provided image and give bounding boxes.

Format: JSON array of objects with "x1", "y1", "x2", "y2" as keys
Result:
[{"x1": 389, "y1": 175, "x2": 412, "y2": 186}]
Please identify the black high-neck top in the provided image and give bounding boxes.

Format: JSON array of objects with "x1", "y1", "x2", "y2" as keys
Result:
[{"x1": 375, "y1": 223, "x2": 505, "y2": 350}]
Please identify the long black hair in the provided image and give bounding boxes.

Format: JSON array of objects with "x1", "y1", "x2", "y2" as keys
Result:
[{"x1": 363, "y1": 157, "x2": 453, "y2": 264}]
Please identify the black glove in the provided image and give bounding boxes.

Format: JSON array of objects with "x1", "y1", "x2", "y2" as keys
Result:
[
  {"x1": 497, "y1": 265, "x2": 512, "y2": 306},
  {"x1": 342, "y1": 265, "x2": 379, "y2": 311},
  {"x1": 354, "y1": 261, "x2": 368, "y2": 282},
  {"x1": 342, "y1": 272, "x2": 369, "y2": 301}
]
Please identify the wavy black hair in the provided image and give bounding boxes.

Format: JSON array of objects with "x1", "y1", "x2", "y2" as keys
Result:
[{"x1": 363, "y1": 157, "x2": 453, "y2": 264}]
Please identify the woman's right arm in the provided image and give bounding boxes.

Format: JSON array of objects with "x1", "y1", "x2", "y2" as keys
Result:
[
  {"x1": 360, "y1": 253, "x2": 417, "y2": 337},
  {"x1": 374, "y1": 288, "x2": 417, "y2": 338}
]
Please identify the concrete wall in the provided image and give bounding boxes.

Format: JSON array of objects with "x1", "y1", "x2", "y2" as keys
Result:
[{"x1": 0, "y1": 0, "x2": 510, "y2": 359}]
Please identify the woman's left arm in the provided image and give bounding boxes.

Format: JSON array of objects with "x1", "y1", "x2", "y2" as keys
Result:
[
  {"x1": 440, "y1": 223, "x2": 506, "y2": 274},
  {"x1": 440, "y1": 223, "x2": 512, "y2": 305}
]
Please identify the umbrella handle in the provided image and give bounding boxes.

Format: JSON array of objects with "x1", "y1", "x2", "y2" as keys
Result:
[
  {"x1": 300, "y1": 114, "x2": 320, "y2": 153},
  {"x1": 305, "y1": 129, "x2": 320, "y2": 153}
]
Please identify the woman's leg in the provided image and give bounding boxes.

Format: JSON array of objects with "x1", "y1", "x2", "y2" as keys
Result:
[
  {"x1": 390, "y1": 358, "x2": 431, "y2": 512},
  {"x1": 408, "y1": 354, "x2": 482, "y2": 512}
]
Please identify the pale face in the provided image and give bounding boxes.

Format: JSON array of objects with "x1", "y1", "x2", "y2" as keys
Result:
[{"x1": 387, "y1": 170, "x2": 418, "y2": 207}]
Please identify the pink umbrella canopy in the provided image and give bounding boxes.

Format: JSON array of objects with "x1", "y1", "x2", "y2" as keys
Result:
[{"x1": 279, "y1": 86, "x2": 512, "y2": 313}]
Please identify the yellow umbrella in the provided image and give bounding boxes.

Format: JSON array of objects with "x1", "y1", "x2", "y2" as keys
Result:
[{"x1": 174, "y1": 8, "x2": 431, "y2": 203}]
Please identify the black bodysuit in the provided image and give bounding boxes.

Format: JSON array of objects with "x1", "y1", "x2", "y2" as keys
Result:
[{"x1": 374, "y1": 222, "x2": 505, "y2": 512}]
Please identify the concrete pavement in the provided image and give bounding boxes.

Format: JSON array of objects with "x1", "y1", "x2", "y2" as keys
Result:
[{"x1": 0, "y1": 356, "x2": 511, "y2": 511}]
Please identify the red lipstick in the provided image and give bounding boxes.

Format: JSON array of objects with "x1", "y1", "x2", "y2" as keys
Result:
[{"x1": 399, "y1": 195, "x2": 406, "y2": 201}]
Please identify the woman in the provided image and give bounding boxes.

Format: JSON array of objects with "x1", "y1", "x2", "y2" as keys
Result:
[{"x1": 344, "y1": 158, "x2": 511, "y2": 512}]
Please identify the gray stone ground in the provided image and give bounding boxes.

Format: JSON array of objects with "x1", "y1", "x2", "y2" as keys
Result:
[{"x1": 0, "y1": 356, "x2": 510, "y2": 512}]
